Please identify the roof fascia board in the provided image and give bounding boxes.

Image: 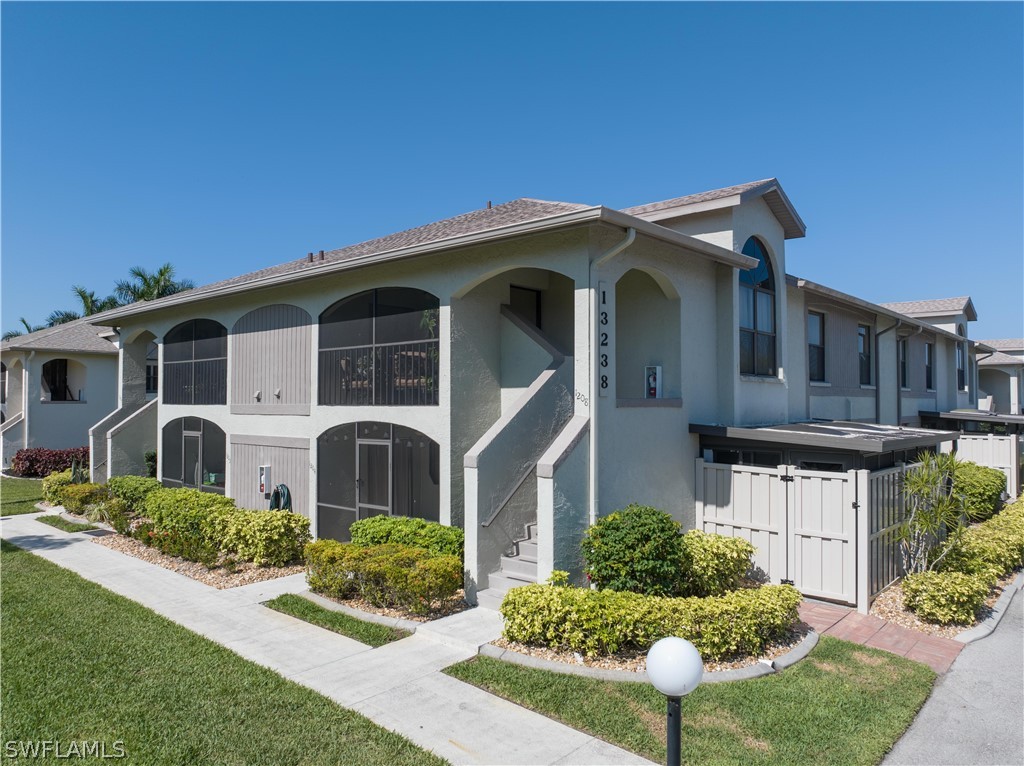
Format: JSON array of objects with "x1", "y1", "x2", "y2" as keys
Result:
[
  {"x1": 795, "y1": 278, "x2": 963, "y2": 343},
  {"x1": 631, "y1": 195, "x2": 742, "y2": 222},
  {"x1": 743, "y1": 184, "x2": 807, "y2": 238}
]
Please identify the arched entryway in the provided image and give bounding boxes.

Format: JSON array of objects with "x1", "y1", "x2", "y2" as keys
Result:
[
  {"x1": 317, "y1": 421, "x2": 440, "y2": 541},
  {"x1": 161, "y1": 417, "x2": 226, "y2": 494}
]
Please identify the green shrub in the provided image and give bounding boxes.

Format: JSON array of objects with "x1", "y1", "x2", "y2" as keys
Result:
[
  {"x1": 107, "y1": 476, "x2": 163, "y2": 515},
  {"x1": 937, "y1": 498, "x2": 1024, "y2": 579},
  {"x1": 222, "y1": 510, "x2": 311, "y2": 566},
  {"x1": 305, "y1": 540, "x2": 462, "y2": 615},
  {"x1": 350, "y1": 516, "x2": 464, "y2": 558},
  {"x1": 580, "y1": 505, "x2": 686, "y2": 596},
  {"x1": 501, "y1": 582, "x2": 801, "y2": 660},
  {"x1": 60, "y1": 483, "x2": 109, "y2": 514},
  {"x1": 679, "y1": 530, "x2": 755, "y2": 597},
  {"x1": 42, "y1": 469, "x2": 74, "y2": 505},
  {"x1": 954, "y1": 462, "x2": 1006, "y2": 521},
  {"x1": 98, "y1": 497, "x2": 132, "y2": 535},
  {"x1": 141, "y1": 488, "x2": 236, "y2": 564},
  {"x1": 144, "y1": 450, "x2": 157, "y2": 479},
  {"x1": 902, "y1": 571, "x2": 992, "y2": 624}
]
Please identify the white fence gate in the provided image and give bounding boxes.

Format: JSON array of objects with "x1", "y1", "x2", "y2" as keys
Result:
[{"x1": 696, "y1": 459, "x2": 912, "y2": 612}]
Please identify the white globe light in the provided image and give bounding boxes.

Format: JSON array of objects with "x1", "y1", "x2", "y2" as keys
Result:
[{"x1": 646, "y1": 637, "x2": 704, "y2": 697}]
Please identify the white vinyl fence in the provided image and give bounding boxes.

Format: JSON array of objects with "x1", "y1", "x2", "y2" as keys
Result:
[
  {"x1": 696, "y1": 459, "x2": 916, "y2": 613},
  {"x1": 946, "y1": 434, "x2": 1023, "y2": 499}
]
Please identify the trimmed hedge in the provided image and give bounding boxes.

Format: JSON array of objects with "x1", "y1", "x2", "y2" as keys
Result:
[
  {"x1": 42, "y1": 469, "x2": 74, "y2": 505},
  {"x1": 680, "y1": 530, "x2": 755, "y2": 597},
  {"x1": 349, "y1": 516, "x2": 464, "y2": 558},
  {"x1": 60, "y1": 483, "x2": 109, "y2": 514},
  {"x1": 305, "y1": 539, "x2": 462, "y2": 615},
  {"x1": 580, "y1": 505, "x2": 686, "y2": 596},
  {"x1": 142, "y1": 488, "x2": 237, "y2": 549},
  {"x1": 937, "y1": 498, "x2": 1024, "y2": 580},
  {"x1": 107, "y1": 476, "x2": 163, "y2": 515},
  {"x1": 10, "y1": 447, "x2": 89, "y2": 477},
  {"x1": 222, "y1": 510, "x2": 311, "y2": 566},
  {"x1": 902, "y1": 571, "x2": 992, "y2": 624},
  {"x1": 500, "y1": 582, "x2": 801, "y2": 660},
  {"x1": 954, "y1": 462, "x2": 1006, "y2": 521}
]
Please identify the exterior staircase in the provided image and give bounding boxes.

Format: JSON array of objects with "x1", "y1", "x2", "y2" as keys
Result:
[{"x1": 475, "y1": 523, "x2": 539, "y2": 611}]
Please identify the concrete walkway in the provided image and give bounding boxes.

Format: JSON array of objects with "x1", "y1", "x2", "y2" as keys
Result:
[
  {"x1": 884, "y1": 587, "x2": 1024, "y2": 766},
  {"x1": 799, "y1": 601, "x2": 963, "y2": 673},
  {"x1": 1, "y1": 513, "x2": 652, "y2": 766}
]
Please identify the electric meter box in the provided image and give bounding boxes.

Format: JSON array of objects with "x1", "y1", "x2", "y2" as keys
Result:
[{"x1": 258, "y1": 465, "x2": 271, "y2": 495}]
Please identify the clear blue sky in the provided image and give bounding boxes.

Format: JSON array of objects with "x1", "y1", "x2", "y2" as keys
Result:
[{"x1": 3, "y1": 2, "x2": 1022, "y2": 339}]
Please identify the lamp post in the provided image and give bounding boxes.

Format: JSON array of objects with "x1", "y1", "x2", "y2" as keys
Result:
[{"x1": 646, "y1": 637, "x2": 704, "y2": 766}]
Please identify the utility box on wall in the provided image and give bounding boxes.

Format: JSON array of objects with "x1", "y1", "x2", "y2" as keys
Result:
[{"x1": 258, "y1": 465, "x2": 271, "y2": 495}]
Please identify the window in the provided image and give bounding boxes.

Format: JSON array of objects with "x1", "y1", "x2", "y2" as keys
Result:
[
  {"x1": 858, "y1": 325, "x2": 873, "y2": 385},
  {"x1": 739, "y1": 237, "x2": 776, "y2": 376},
  {"x1": 807, "y1": 312, "x2": 825, "y2": 382},
  {"x1": 319, "y1": 288, "x2": 440, "y2": 406},
  {"x1": 956, "y1": 324, "x2": 967, "y2": 391},
  {"x1": 145, "y1": 342, "x2": 159, "y2": 395},
  {"x1": 163, "y1": 319, "x2": 227, "y2": 405},
  {"x1": 925, "y1": 342, "x2": 934, "y2": 390},
  {"x1": 0, "y1": 362, "x2": 6, "y2": 405},
  {"x1": 898, "y1": 338, "x2": 909, "y2": 389},
  {"x1": 40, "y1": 358, "x2": 84, "y2": 401},
  {"x1": 161, "y1": 417, "x2": 226, "y2": 493}
]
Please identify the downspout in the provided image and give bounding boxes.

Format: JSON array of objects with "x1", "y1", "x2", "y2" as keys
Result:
[
  {"x1": 22, "y1": 351, "x2": 34, "y2": 449},
  {"x1": 589, "y1": 227, "x2": 636, "y2": 525},
  {"x1": 874, "y1": 319, "x2": 900, "y2": 424}
]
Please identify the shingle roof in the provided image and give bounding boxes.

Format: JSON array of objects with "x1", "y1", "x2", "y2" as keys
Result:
[
  {"x1": 978, "y1": 350, "x2": 1024, "y2": 367},
  {"x1": 879, "y1": 297, "x2": 977, "y2": 321},
  {"x1": 977, "y1": 338, "x2": 1024, "y2": 352},
  {"x1": 1, "y1": 317, "x2": 117, "y2": 355},
  {"x1": 623, "y1": 178, "x2": 807, "y2": 240},
  {"x1": 102, "y1": 198, "x2": 594, "y2": 313}
]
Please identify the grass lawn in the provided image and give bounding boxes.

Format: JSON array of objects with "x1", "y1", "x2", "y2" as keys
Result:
[
  {"x1": 1, "y1": 476, "x2": 45, "y2": 516},
  {"x1": 446, "y1": 637, "x2": 935, "y2": 766},
  {"x1": 265, "y1": 593, "x2": 410, "y2": 647},
  {"x1": 33, "y1": 514, "x2": 98, "y2": 533},
  {"x1": 0, "y1": 540, "x2": 446, "y2": 766}
]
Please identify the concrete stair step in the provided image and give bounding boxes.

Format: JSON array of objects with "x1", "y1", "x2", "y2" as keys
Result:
[
  {"x1": 499, "y1": 555, "x2": 537, "y2": 580},
  {"x1": 524, "y1": 522, "x2": 538, "y2": 540},
  {"x1": 475, "y1": 588, "x2": 506, "y2": 612},
  {"x1": 516, "y1": 539, "x2": 538, "y2": 560},
  {"x1": 486, "y1": 572, "x2": 535, "y2": 594}
]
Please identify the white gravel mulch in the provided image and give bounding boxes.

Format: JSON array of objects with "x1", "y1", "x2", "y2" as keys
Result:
[
  {"x1": 493, "y1": 624, "x2": 810, "y2": 674},
  {"x1": 869, "y1": 571, "x2": 1018, "y2": 639},
  {"x1": 92, "y1": 534, "x2": 304, "y2": 589}
]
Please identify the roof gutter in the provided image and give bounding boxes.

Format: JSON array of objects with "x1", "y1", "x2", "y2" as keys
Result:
[{"x1": 92, "y1": 207, "x2": 755, "y2": 326}]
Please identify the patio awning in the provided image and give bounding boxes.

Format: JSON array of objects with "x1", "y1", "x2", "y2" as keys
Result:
[
  {"x1": 919, "y1": 410, "x2": 1024, "y2": 434},
  {"x1": 689, "y1": 420, "x2": 957, "y2": 453}
]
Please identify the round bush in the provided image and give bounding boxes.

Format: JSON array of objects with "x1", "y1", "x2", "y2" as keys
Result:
[
  {"x1": 581, "y1": 505, "x2": 686, "y2": 596},
  {"x1": 679, "y1": 530, "x2": 755, "y2": 597},
  {"x1": 954, "y1": 462, "x2": 1006, "y2": 521},
  {"x1": 902, "y1": 571, "x2": 992, "y2": 625}
]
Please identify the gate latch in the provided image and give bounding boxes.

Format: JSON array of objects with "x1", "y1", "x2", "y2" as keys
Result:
[
  {"x1": 781, "y1": 579, "x2": 795, "y2": 585},
  {"x1": 780, "y1": 475, "x2": 795, "y2": 483}
]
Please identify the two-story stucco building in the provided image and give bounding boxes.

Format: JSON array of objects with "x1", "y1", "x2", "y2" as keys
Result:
[{"x1": 86, "y1": 178, "x2": 1000, "y2": 610}]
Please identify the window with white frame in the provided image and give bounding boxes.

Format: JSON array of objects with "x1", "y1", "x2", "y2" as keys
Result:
[
  {"x1": 858, "y1": 325, "x2": 873, "y2": 385},
  {"x1": 925, "y1": 342, "x2": 935, "y2": 390},
  {"x1": 739, "y1": 237, "x2": 776, "y2": 377},
  {"x1": 807, "y1": 311, "x2": 825, "y2": 382},
  {"x1": 898, "y1": 338, "x2": 909, "y2": 389}
]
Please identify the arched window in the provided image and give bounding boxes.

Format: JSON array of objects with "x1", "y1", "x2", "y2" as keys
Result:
[
  {"x1": 317, "y1": 421, "x2": 440, "y2": 541},
  {"x1": 40, "y1": 358, "x2": 86, "y2": 402},
  {"x1": 319, "y1": 288, "x2": 440, "y2": 406},
  {"x1": 163, "y1": 319, "x2": 227, "y2": 405},
  {"x1": 161, "y1": 417, "x2": 226, "y2": 494},
  {"x1": 956, "y1": 324, "x2": 967, "y2": 391},
  {"x1": 739, "y1": 237, "x2": 777, "y2": 376},
  {"x1": 1, "y1": 362, "x2": 6, "y2": 406}
]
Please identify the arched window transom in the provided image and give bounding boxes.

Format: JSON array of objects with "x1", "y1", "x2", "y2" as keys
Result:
[{"x1": 739, "y1": 237, "x2": 777, "y2": 376}]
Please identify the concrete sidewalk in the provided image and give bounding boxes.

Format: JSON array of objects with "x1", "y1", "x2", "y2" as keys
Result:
[
  {"x1": 882, "y1": 586, "x2": 1024, "y2": 766},
  {"x1": 1, "y1": 513, "x2": 651, "y2": 766}
]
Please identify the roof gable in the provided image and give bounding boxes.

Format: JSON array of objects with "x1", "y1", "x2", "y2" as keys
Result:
[{"x1": 623, "y1": 178, "x2": 807, "y2": 240}]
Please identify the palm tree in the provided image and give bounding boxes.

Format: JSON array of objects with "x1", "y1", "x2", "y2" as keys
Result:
[
  {"x1": 45, "y1": 285, "x2": 121, "y2": 326},
  {"x1": 115, "y1": 263, "x2": 195, "y2": 304},
  {"x1": 2, "y1": 317, "x2": 46, "y2": 341}
]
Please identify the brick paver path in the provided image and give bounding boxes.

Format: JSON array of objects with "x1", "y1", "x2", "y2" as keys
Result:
[{"x1": 799, "y1": 601, "x2": 963, "y2": 673}]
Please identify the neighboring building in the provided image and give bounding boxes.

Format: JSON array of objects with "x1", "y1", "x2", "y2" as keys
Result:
[
  {"x1": 976, "y1": 339, "x2": 1023, "y2": 415},
  {"x1": 1, "y1": 319, "x2": 118, "y2": 468},
  {"x1": 84, "y1": 178, "x2": 1003, "y2": 609}
]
